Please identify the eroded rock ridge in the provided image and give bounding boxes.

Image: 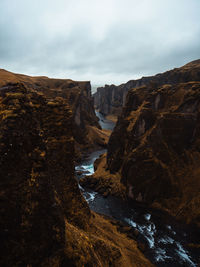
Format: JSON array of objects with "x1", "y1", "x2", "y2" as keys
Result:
[{"x1": 94, "y1": 59, "x2": 200, "y2": 116}]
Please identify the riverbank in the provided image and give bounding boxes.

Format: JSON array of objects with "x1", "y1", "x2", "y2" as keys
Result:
[{"x1": 80, "y1": 152, "x2": 126, "y2": 198}]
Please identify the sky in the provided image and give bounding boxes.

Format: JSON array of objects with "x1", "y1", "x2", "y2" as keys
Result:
[{"x1": 0, "y1": 0, "x2": 200, "y2": 89}]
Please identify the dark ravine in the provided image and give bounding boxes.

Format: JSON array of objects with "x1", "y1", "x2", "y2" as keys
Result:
[
  {"x1": 88, "y1": 60, "x2": 200, "y2": 231},
  {"x1": 1, "y1": 60, "x2": 200, "y2": 266},
  {"x1": 77, "y1": 112, "x2": 200, "y2": 267}
]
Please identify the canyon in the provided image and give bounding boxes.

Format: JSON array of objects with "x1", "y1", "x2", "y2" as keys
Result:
[
  {"x1": 1, "y1": 60, "x2": 200, "y2": 266},
  {"x1": 89, "y1": 60, "x2": 200, "y2": 227}
]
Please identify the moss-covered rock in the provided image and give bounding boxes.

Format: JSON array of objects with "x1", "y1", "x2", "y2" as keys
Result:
[
  {"x1": 0, "y1": 83, "x2": 90, "y2": 266},
  {"x1": 0, "y1": 70, "x2": 104, "y2": 161},
  {"x1": 107, "y1": 80, "x2": 200, "y2": 227}
]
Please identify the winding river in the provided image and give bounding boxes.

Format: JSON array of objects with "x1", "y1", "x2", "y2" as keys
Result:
[{"x1": 76, "y1": 112, "x2": 199, "y2": 267}]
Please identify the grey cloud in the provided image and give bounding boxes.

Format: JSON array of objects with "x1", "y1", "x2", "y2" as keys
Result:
[{"x1": 0, "y1": 0, "x2": 200, "y2": 85}]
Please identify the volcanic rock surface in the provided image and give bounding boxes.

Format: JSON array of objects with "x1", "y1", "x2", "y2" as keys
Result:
[
  {"x1": 94, "y1": 59, "x2": 200, "y2": 116},
  {"x1": 0, "y1": 83, "x2": 89, "y2": 265},
  {"x1": 0, "y1": 81, "x2": 153, "y2": 266},
  {"x1": 107, "y1": 65, "x2": 200, "y2": 227}
]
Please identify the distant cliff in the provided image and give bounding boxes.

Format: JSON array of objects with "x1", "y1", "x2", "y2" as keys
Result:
[
  {"x1": 107, "y1": 62, "x2": 200, "y2": 227},
  {"x1": 94, "y1": 59, "x2": 200, "y2": 116}
]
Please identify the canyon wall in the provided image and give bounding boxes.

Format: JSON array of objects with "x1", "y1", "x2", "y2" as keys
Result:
[
  {"x1": 0, "y1": 83, "x2": 90, "y2": 265},
  {"x1": 94, "y1": 59, "x2": 200, "y2": 116},
  {"x1": 0, "y1": 69, "x2": 105, "y2": 159},
  {"x1": 107, "y1": 61, "x2": 200, "y2": 227}
]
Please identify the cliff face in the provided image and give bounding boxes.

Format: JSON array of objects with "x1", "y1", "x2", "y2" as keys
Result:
[
  {"x1": 107, "y1": 79, "x2": 200, "y2": 227},
  {"x1": 94, "y1": 59, "x2": 200, "y2": 116},
  {"x1": 0, "y1": 83, "x2": 90, "y2": 265},
  {"x1": 94, "y1": 84, "x2": 127, "y2": 116},
  {"x1": 0, "y1": 69, "x2": 103, "y2": 159}
]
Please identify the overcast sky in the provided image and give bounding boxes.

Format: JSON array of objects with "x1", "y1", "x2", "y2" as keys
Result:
[{"x1": 0, "y1": 0, "x2": 200, "y2": 88}]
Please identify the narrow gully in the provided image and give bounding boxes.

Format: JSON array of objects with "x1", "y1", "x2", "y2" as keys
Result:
[{"x1": 75, "y1": 111, "x2": 199, "y2": 267}]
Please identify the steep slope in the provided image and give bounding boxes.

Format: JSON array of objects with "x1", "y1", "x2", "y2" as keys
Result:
[
  {"x1": 107, "y1": 80, "x2": 200, "y2": 227},
  {"x1": 94, "y1": 59, "x2": 200, "y2": 116},
  {"x1": 0, "y1": 83, "x2": 153, "y2": 266},
  {"x1": 0, "y1": 83, "x2": 89, "y2": 265},
  {"x1": 0, "y1": 69, "x2": 105, "y2": 159}
]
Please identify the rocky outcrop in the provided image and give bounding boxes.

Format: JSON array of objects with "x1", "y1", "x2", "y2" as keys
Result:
[
  {"x1": 0, "y1": 69, "x2": 104, "y2": 160},
  {"x1": 0, "y1": 83, "x2": 153, "y2": 266},
  {"x1": 80, "y1": 153, "x2": 126, "y2": 198},
  {"x1": 107, "y1": 80, "x2": 200, "y2": 227},
  {"x1": 0, "y1": 83, "x2": 89, "y2": 265},
  {"x1": 94, "y1": 59, "x2": 200, "y2": 116}
]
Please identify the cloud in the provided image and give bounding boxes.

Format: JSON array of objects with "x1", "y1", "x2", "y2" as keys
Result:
[{"x1": 0, "y1": 0, "x2": 200, "y2": 86}]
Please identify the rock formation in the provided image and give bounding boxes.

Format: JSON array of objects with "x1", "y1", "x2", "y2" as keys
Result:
[
  {"x1": 94, "y1": 59, "x2": 200, "y2": 116},
  {"x1": 80, "y1": 152, "x2": 126, "y2": 198},
  {"x1": 0, "y1": 69, "x2": 105, "y2": 160},
  {"x1": 0, "y1": 81, "x2": 153, "y2": 266},
  {"x1": 107, "y1": 61, "x2": 200, "y2": 227},
  {"x1": 0, "y1": 83, "x2": 88, "y2": 265}
]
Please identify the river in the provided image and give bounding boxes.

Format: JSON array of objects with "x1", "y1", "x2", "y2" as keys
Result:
[{"x1": 75, "y1": 112, "x2": 199, "y2": 267}]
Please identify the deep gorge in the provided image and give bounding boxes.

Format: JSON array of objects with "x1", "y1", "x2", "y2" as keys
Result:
[
  {"x1": 77, "y1": 112, "x2": 199, "y2": 266},
  {"x1": 1, "y1": 60, "x2": 200, "y2": 266}
]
